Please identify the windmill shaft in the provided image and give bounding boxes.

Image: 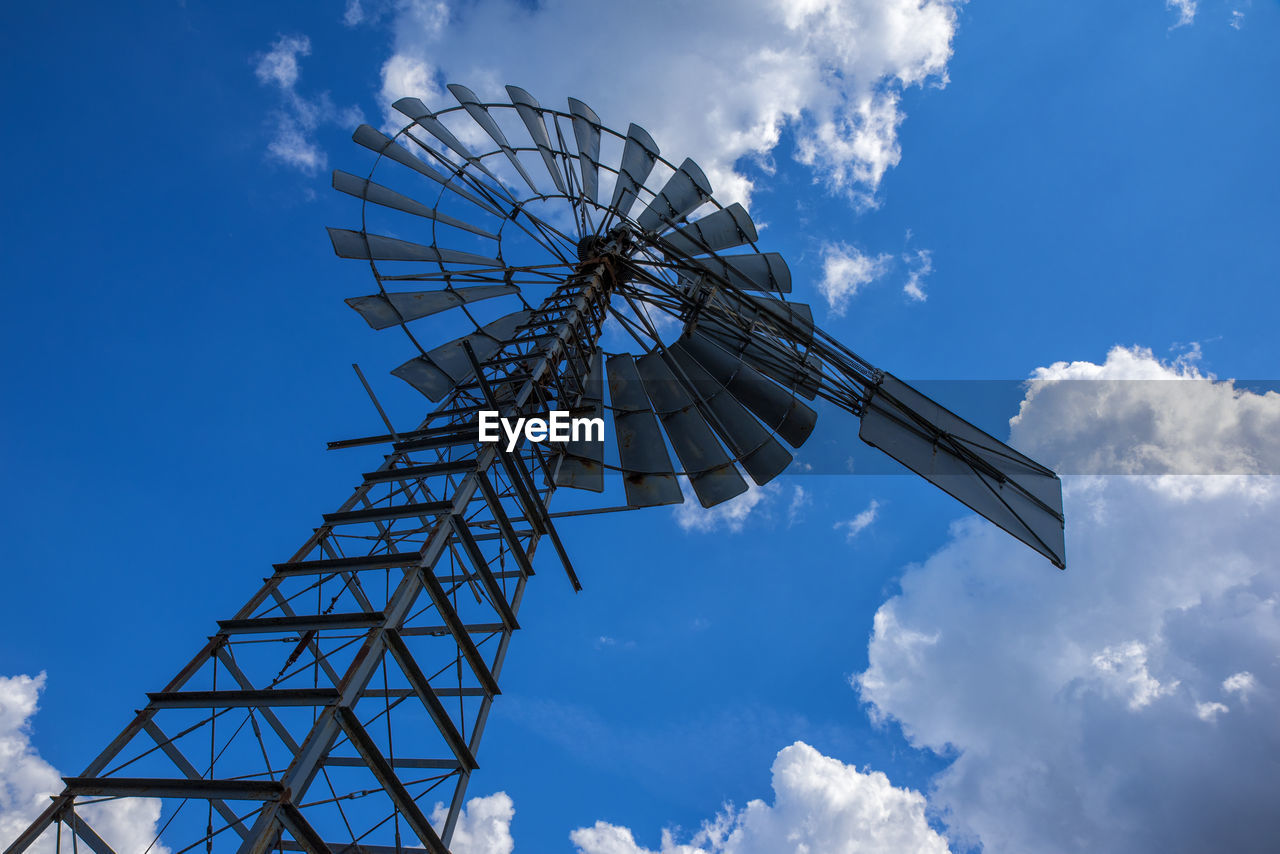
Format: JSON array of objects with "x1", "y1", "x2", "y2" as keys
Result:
[{"x1": 6, "y1": 266, "x2": 615, "y2": 854}]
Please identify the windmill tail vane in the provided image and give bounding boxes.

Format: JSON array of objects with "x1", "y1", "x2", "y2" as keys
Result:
[{"x1": 4, "y1": 84, "x2": 1063, "y2": 854}]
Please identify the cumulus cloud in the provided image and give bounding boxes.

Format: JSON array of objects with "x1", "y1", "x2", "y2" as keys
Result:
[
  {"x1": 570, "y1": 742, "x2": 949, "y2": 854},
  {"x1": 819, "y1": 242, "x2": 892, "y2": 315},
  {"x1": 365, "y1": 0, "x2": 961, "y2": 208},
  {"x1": 835, "y1": 499, "x2": 880, "y2": 540},
  {"x1": 857, "y1": 346, "x2": 1280, "y2": 853},
  {"x1": 674, "y1": 480, "x2": 779, "y2": 533},
  {"x1": 429, "y1": 792, "x2": 514, "y2": 854},
  {"x1": 254, "y1": 34, "x2": 363, "y2": 173},
  {"x1": 1167, "y1": 0, "x2": 1198, "y2": 28},
  {"x1": 0, "y1": 674, "x2": 168, "y2": 854},
  {"x1": 1012, "y1": 345, "x2": 1280, "y2": 476}
]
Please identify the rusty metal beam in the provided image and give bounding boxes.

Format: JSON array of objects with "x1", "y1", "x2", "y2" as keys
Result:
[
  {"x1": 333, "y1": 708, "x2": 449, "y2": 854},
  {"x1": 147, "y1": 689, "x2": 340, "y2": 709},
  {"x1": 385, "y1": 629, "x2": 478, "y2": 772},
  {"x1": 62, "y1": 777, "x2": 284, "y2": 801},
  {"x1": 218, "y1": 613, "x2": 385, "y2": 635},
  {"x1": 417, "y1": 566, "x2": 500, "y2": 697},
  {"x1": 450, "y1": 514, "x2": 519, "y2": 631},
  {"x1": 322, "y1": 501, "x2": 451, "y2": 526},
  {"x1": 273, "y1": 553, "x2": 423, "y2": 575}
]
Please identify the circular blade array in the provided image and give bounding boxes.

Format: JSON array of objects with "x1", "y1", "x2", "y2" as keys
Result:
[{"x1": 330, "y1": 84, "x2": 827, "y2": 508}]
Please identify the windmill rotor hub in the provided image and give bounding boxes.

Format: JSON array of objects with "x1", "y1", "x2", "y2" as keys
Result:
[
  {"x1": 574, "y1": 235, "x2": 605, "y2": 263},
  {"x1": 575, "y1": 224, "x2": 635, "y2": 265}
]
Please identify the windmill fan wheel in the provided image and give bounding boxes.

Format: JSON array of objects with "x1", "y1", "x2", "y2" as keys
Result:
[{"x1": 330, "y1": 84, "x2": 826, "y2": 509}]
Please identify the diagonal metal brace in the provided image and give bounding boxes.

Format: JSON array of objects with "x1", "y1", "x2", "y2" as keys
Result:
[
  {"x1": 61, "y1": 809, "x2": 118, "y2": 854},
  {"x1": 384, "y1": 629, "x2": 478, "y2": 772},
  {"x1": 333, "y1": 707, "x2": 448, "y2": 854},
  {"x1": 277, "y1": 804, "x2": 333, "y2": 854},
  {"x1": 449, "y1": 514, "x2": 519, "y2": 631},
  {"x1": 417, "y1": 565, "x2": 501, "y2": 697}
]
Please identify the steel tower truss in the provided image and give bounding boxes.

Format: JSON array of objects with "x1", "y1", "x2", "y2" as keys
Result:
[{"x1": 7, "y1": 257, "x2": 618, "y2": 854}]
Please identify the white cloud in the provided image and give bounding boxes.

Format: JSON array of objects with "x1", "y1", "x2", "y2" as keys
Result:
[
  {"x1": 787, "y1": 485, "x2": 811, "y2": 525},
  {"x1": 835, "y1": 499, "x2": 880, "y2": 540},
  {"x1": 902, "y1": 248, "x2": 932, "y2": 302},
  {"x1": 267, "y1": 125, "x2": 325, "y2": 173},
  {"x1": 1091, "y1": 641, "x2": 1179, "y2": 710},
  {"x1": 674, "y1": 480, "x2": 779, "y2": 533},
  {"x1": 1222, "y1": 670, "x2": 1256, "y2": 698},
  {"x1": 819, "y1": 242, "x2": 892, "y2": 315},
  {"x1": 570, "y1": 742, "x2": 949, "y2": 854},
  {"x1": 254, "y1": 34, "x2": 309, "y2": 89},
  {"x1": 254, "y1": 34, "x2": 363, "y2": 174},
  {"x1": 1167, "y1": 0, "x2": 1197, "y2": 28},
  {"x1": 368, "y1": 0, "x2": 961, "y2": 208},
  {"x1": 380, "y1": 54, "x2": 445, "y2": 126},
  {"x1": 0, "y1": 674, "x2": 168, "y2": 854},
  {"x1": 1194, "y1": 701, "x2": 1229, "y2": 722},
  {"x1": 1011, "y1": 345, "x2": 1280, "y2": 478},
  {"x1": 427, "y1": 792, "x2": 514, "y2": 854},
  {"x1": 857, "y1": 346, "x2": 1280, "y2": 853},
  {"x1": 1229, "y1": 9, "x2": 1244, "y2": 29}
]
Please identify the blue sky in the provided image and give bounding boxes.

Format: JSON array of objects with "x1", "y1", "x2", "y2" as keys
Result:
[{"x1": 2, "y1": 2, "x2": 1278, "y2": 853}]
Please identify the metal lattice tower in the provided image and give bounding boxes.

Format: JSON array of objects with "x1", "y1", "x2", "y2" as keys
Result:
[{"x1": 5, "y1": 85, "x2": 1065, "y2": 854}]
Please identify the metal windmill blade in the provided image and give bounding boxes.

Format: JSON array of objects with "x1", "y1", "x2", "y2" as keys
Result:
[{"x1": 6, "y1": 84, "x2": 1064, "y2": 854}]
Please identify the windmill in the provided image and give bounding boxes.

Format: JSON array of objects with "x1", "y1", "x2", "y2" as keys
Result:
[{"x1": 5, "y1": 86, "x2": 1064, "y2": 854}]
